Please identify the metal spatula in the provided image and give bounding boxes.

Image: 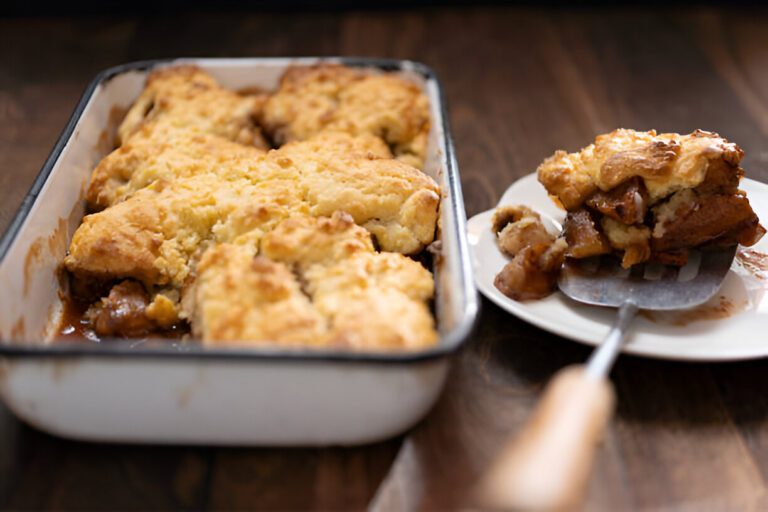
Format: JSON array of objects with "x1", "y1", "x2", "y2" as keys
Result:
[{"x1": 476, "y1": 247, "x2": 737, "y2": 511}]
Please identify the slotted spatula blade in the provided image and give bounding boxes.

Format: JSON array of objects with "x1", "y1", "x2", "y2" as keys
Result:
[{"x1": 558, "y1": 246, "x2": 737, "y2": 311}]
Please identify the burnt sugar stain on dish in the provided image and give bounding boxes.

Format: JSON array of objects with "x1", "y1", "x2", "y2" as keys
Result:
[
  {"x1": 736, "y1": 248, "x2": 768, "y2": 279},
  {"x1": 23, "y1": 216, "x2": 66, "y2": 296},
  {"x1": 56, "y1": 295, "x2": 97, "y2": 343},
  {"x1": 23, "y1": 185, "x2": 88, "y2": 299},
  {"x1": 639, "y1": 295, "x2": 749, "y2": 327},
  {"x1": 93, "y1": 105, "x2": 128, "y2": 156},
  {"x1": 638, "y1": 248, "x2": 768, "y2": 327},
  {"x1": 9, "y1": 317, "x2": 25, "y2": 340}
]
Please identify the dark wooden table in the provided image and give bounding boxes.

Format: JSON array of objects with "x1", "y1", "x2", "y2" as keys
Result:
[{"x1": 3, "y1": 5, "x2": 768, "y2": 510}]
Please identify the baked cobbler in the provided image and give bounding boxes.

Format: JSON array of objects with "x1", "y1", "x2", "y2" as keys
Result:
[
  {"x1": 492, "y1": 129, "x2": 764, "y2": 301},
  {"x1": 538, "y1": 129, "x2": 764, "y2": 268},
  {"x1": 60, "y1": 65, "x2": 439, "y2": 350}
]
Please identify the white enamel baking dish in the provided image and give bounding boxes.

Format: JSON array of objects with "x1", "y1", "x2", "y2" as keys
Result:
[{"x1": 0, "y1": 58, "x2": 478, "y2": 445}]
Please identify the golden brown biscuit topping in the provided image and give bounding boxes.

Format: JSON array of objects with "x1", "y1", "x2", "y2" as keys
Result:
[
  {"x1": 186, "y1": 212, "x2": 436, "y2": 349},
  {"x1": 260, "y1": 64, "x2": 431, "y2": 168},
  {"x1": 537, "y1": 129, "x2": 745, "y2": 208},
  {"x1": 60, "y1": 65, "x2": 439, "y2": 350}
]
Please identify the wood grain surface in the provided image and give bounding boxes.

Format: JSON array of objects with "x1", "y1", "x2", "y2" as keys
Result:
[{"x1": 3, "y1": 5, "x2": 768, "y2": 510}]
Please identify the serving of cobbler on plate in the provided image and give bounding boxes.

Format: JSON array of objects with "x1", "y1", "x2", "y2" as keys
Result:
[{"x1": 491, "y1": 129, "x2": 765, "y2": 300}]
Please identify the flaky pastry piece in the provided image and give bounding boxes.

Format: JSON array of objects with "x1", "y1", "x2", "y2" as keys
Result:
[
  {"x1": 537, "y1": 129, "x2": 764, "y2": 267},
  {"x1": 185, "y1": 212, "x2": 437, "y2": 349},
  {"x1": 117, "y1": 66, "x2": 268, "y2": 148},
  {"x1": 260, "y1": 64, "x2": 431, "y2": 168}
]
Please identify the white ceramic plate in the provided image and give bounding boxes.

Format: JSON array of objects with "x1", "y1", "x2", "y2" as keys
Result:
[{"x1": 467, "y1": 173, "x2": 768, "y2": 361}]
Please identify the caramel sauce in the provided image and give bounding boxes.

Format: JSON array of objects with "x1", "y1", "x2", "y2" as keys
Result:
[
  {"x1": 55, "y1": 295, "x2": 189, "y2": 344},
  {"x1": 56, "y1": 296, "x2": 97, "y2": 343},
  {"x1": 23, "y1": 239, "x2": 43, "y2": 297},
  {"x1": 236, "y1": 86, "x2": 268, "y2": 96},
  {"x1": 736, "y1": 248, "x2": 768, "y2": 279},
  {"x1": 640, "y1": 295, "x2": 748, "y2": 326}
]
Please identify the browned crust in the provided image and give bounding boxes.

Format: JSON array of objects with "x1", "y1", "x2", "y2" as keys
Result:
[
  {"x1": 116, "y1": 65, "x2": 268, "y2": 149},
  {"x1": 144, "y1": 65, "x2": 208, "y2": 85},
  {"x1": 599, "y1": 140, "x2": 681, "y2": 190},
  {"x1": 260, "y1": 63, "x2": 430, "y2": 167}
]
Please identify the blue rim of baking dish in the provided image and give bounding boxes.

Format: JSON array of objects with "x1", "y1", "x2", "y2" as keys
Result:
[{"x1": 0, "y1": 57, "x2": 479, "y2": 364}]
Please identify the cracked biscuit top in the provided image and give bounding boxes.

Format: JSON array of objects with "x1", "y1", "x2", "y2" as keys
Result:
[
  {"x1": 260, "y1": 63, "x2": 431, "y2": 168},
  {"x1": 185, "y1": 212, "x2": 437, "y2": 350},
  {"x1": 117, "y1": 65, "x2": 269, "y2": 148},
  {"x1": 537, "y1": 128, "x2": 744, "y2": 209},
  {"x1": 61, "y1": 64, "x2": 440, "y2": 350}
]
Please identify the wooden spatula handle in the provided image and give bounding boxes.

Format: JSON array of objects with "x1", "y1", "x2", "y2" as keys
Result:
[{"x1": 475, "y1": 365, "x2": 616, "y2": 510}]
